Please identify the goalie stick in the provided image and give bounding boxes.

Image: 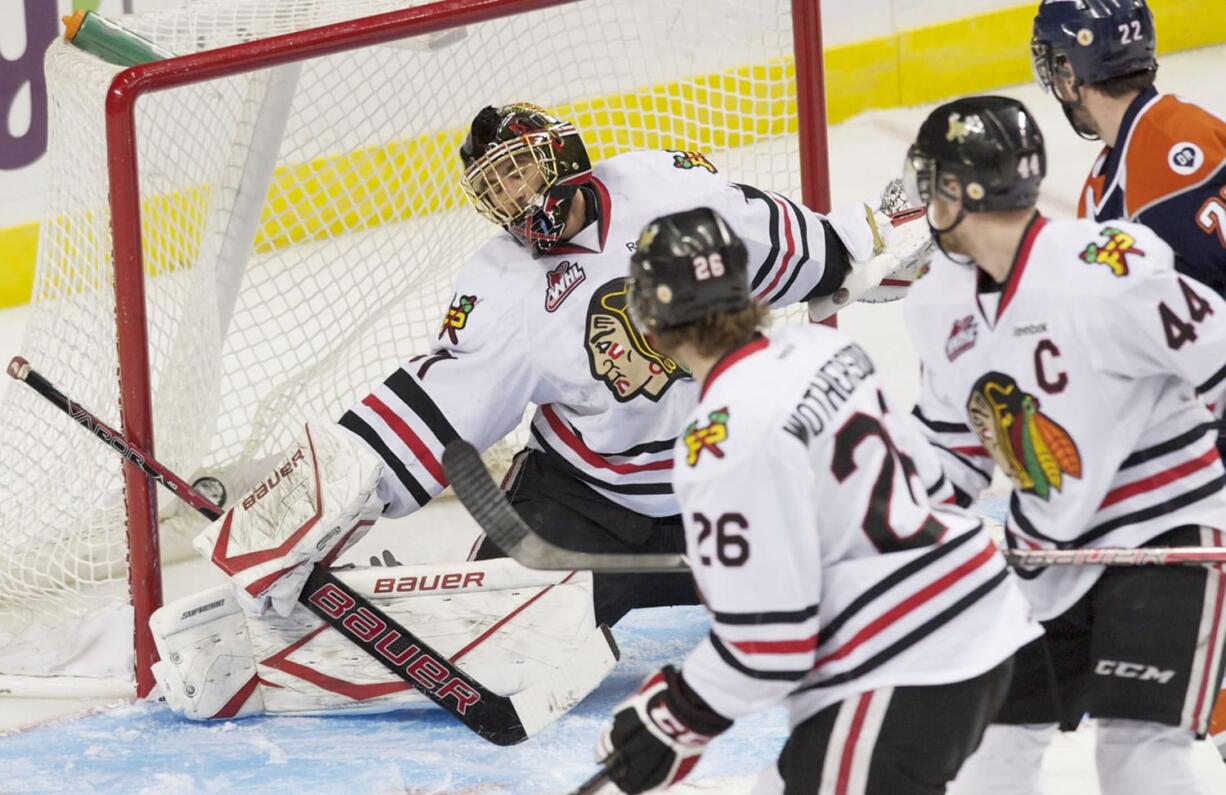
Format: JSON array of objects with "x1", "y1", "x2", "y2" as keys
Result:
[
  {"x1": 7, "y1": 356, "x2": 618, "y2": 745},
  {"x1": 443, "y1": 440, "x2": 689, "y2": 572},
  {"x1": 443, "y1": 439, "x2": 1226, "y2": 573}
]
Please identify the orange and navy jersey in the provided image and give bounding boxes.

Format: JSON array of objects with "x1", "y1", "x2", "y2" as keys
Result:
[{"x1": 1079, "y1": 87, "x2": 1226, "y2": 296}]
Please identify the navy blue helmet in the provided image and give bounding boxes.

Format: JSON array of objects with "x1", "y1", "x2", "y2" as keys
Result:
[{"x1": 1031, "y1": 0, "x2": 1157, "y2": 92}]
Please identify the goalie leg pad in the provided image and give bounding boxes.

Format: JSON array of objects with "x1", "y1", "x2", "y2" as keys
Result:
[
  {"x1": 149, "y1": 585, "x2": 265, "y2": 719},
  {"x1": 151, "y1": 559, "x2": 609, "y2": 719},
  {"x1": 193, "y1": 421, "x2": 384, "y2": 616}
]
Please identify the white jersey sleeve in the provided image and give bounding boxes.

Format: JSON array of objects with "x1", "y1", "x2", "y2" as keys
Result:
[
  {"x1": 338, "y1": 255, "x2": 539, "y2": 517},
  {"x1": 699, "y1": 176, "x2": 875, "y2": 309},
  {"x1": 676, "y1": 412, "x2": 822, "y2": 719},
  {"x1": 1081, "y1": 235, "x2": 1226, "y2": 420}
]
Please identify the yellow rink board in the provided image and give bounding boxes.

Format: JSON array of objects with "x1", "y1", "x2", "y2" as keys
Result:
[{"x1": 2, "y1": 0, "x2": 1222, "y2": 308}]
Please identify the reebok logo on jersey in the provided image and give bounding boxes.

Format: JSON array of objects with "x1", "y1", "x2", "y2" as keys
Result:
[
  {"x1": 545, "y1": 260, "x2": 585, "y2": 312},
  {"x1": 1168, "y1": 142, "x2": 1204, "y2": 176},
  {"x1": 684, "y1": 408, "x2": 729, "y2": 466},
  {"x1": 945, "y1": 316, "x2": 978, "y2": 361},
  {"x1": 1080, "y1": 227, "x2": 1144, "y2": 277},
  {"x1": 1095, "y1": 659, "x2": 1176, "y2": 684},
  {"x1": 1012, "y1": 323, "x2": 1048, "y2": 337},
  {"x1": 439, "y1": 294, "x2": 477, "y2": 344},
  {"x1": 668, "y1": 150, "x2": 717, "y2": 174}
]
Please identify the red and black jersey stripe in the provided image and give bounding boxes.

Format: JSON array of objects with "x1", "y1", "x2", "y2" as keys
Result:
[
  {"x1": 707, "y1": 529, "x2": 1003, "y2": 683},
  {"x1": 339, "y1": 409, "x2": 432, "y2": 508},
  {"x1": 799, "y1": 568, "x2": 1009, "y2": 691},
  {"x1": 385, "y1": 368, "x2": 459, "y2": 446},
  {"x1": 737, "y1": 183, "x2": 782, "y2": 295},
  {"x1": 711, "y1": 604, "x2": 819, "y2": 626},
  {"x1": 338, "y1": 366, "x2": 462, "y2": 510},
  {"x1": 528, "y1": 424, "x2": 674, "y2": 496}
]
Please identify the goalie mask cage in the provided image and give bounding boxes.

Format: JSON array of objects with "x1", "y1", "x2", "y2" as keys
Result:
[{"x1": 0, "y1": 0, "x2": 829, "y2": 699}]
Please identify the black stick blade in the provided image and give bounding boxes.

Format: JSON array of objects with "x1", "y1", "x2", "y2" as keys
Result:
[{"x1": 443, "y1": 440, "x2": 688, "y2": 573}]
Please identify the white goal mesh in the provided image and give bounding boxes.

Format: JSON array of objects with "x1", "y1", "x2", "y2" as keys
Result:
[{"x1": 0, "y1": 0, "x2": 817, "y2": 692}]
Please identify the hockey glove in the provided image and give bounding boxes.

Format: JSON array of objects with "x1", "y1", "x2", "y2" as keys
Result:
[
  {"x1": 808, "y1": 178, "x2": 934, "y2": 321},
  {"x1": 595, "y1": 665, "x2": 732, "y2": 793},
  {"x1": 193, "y1": 421, "x2": 384, "y2": 617}
]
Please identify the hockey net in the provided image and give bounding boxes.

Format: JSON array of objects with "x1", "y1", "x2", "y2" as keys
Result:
[{"x1": 0, "y1": 0, "x2": 828, "y2": 697}]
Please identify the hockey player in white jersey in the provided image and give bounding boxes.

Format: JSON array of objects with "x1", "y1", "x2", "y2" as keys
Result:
[
  {"x1": 588, "y1": 207, "x2": 1039, "y2": 794},
  {"x1": 902, "y1": 95, "x2": 1226, "y2": 794},
  {"x1": 188, "y1": 102, "x2": 933, "y2": 631}
]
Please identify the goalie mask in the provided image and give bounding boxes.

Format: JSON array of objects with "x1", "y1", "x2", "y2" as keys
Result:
[
  {"x1": 627, "y1": 208, "x2": 750, "y2": 332},
  {"x1": 459, "y1": 103, "x2": 592, "y2": 257}
]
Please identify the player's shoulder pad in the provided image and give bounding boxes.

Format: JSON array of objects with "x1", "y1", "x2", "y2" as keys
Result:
[
  {"x1": 439, "y1": 236, "x2": 535, "y2": 347},
  {"x1": 674, "y1": 370, "x2": 783, "y2": 481},
  {"x1": 1063, "y1": 216, "x2": 1175, "y2": 281},
  {"x1": 902, "y1": 252, "x2": 972, "y2": 309},
  {"x1": 1123, "y1": 94, "x2": 1226, "y2": 218},
  {"x1": 597, "y1": 149, "x2": 725, "y2": 190}
]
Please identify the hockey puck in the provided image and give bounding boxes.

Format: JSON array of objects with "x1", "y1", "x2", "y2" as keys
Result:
[{"x1": 191, "y1": 476, "x2": 227, "y2": 509}]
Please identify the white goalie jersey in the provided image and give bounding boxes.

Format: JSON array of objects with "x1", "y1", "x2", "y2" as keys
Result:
[
  {"x1": 337, "y1": 150, "x2": 884, "y2": 518},
  {"x1": 673, "y1": 325, "x2": 1039, "y2": 724},
  {"x1": 905, "y1": 215, "x2": 1226, "y2": 620}
]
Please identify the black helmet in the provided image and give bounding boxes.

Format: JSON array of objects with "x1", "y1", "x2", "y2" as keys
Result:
[
  {"x1": 904, "y1": 96, "x2": 1046, "y2": 221},
  {"x1": 459, "y1": 103, "x2": 592, "y2": 257},
  {"x1": 1031, "y1": 0, "x2": 1157, "y2": 137},
  {"x1": 627, "y1": 207, "x2": 751, "y2": 332}
]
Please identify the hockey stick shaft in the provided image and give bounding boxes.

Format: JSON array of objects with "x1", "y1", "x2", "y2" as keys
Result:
[
  {"x1": 570, "y1": 767, "x2": 611, "y2": 795},
  {"x1": 8, "y1": 356, "x2": 222, "y2": 518},
  {"x1": 6, "y1": 356, "x2": 534, "y2": 744},
  {"x1": 1005, "y1": 546, "x2": 1226, "y2": 567},
  {"x1": 440, "y1": 435, "x2": 1226, "y2": 572},
  {"x1": 443, "y1": 440, "x2": 688, "y2": 573}
]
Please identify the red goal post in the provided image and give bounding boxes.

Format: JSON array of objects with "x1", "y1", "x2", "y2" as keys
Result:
[{"x1": 106, "y1": 0, "x2": 831, "y2": 698}]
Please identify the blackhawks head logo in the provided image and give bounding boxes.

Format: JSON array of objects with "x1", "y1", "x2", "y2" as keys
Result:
[
  {"x1": 684, "y1": 408, "x2": 729, "y2": 466},
  {"x1": 585, "y1": 278, "x2": 685, "y2": 402},
  {"x1": 1080, "y1": 227, "x2": 1144, "y2": 277},
  {"x1": 439, "y1": 294, "x2": 477, "y2": 344},
  {"x1": 967, "y1": 372, "x2": 1082, "y2": 500}
]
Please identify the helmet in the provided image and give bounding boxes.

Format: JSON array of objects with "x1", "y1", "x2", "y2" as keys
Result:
[
  {"x1": 903, "y1": 96, "x2": 1046, "y2": 223},
  {"x1": 627, "y1": 208, "x2": 751, "y2": 332},
  {"x1": 459, "y1": 103, "x2": 592, "y2": 257},
  {"x1": 1032, "y1": 0, "x2": 1157, "y2": 136}
]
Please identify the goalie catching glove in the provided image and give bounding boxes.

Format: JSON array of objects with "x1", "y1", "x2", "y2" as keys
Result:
[
  {"x1": 193, "y1": 421, "x2": 385, "y2": 617},
  {"x1": 595, "y1": 666, "x2": 733, "y2": 793},
  {"x1": 807, "y1": 178, "x2": 934, "y2": 321}
]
